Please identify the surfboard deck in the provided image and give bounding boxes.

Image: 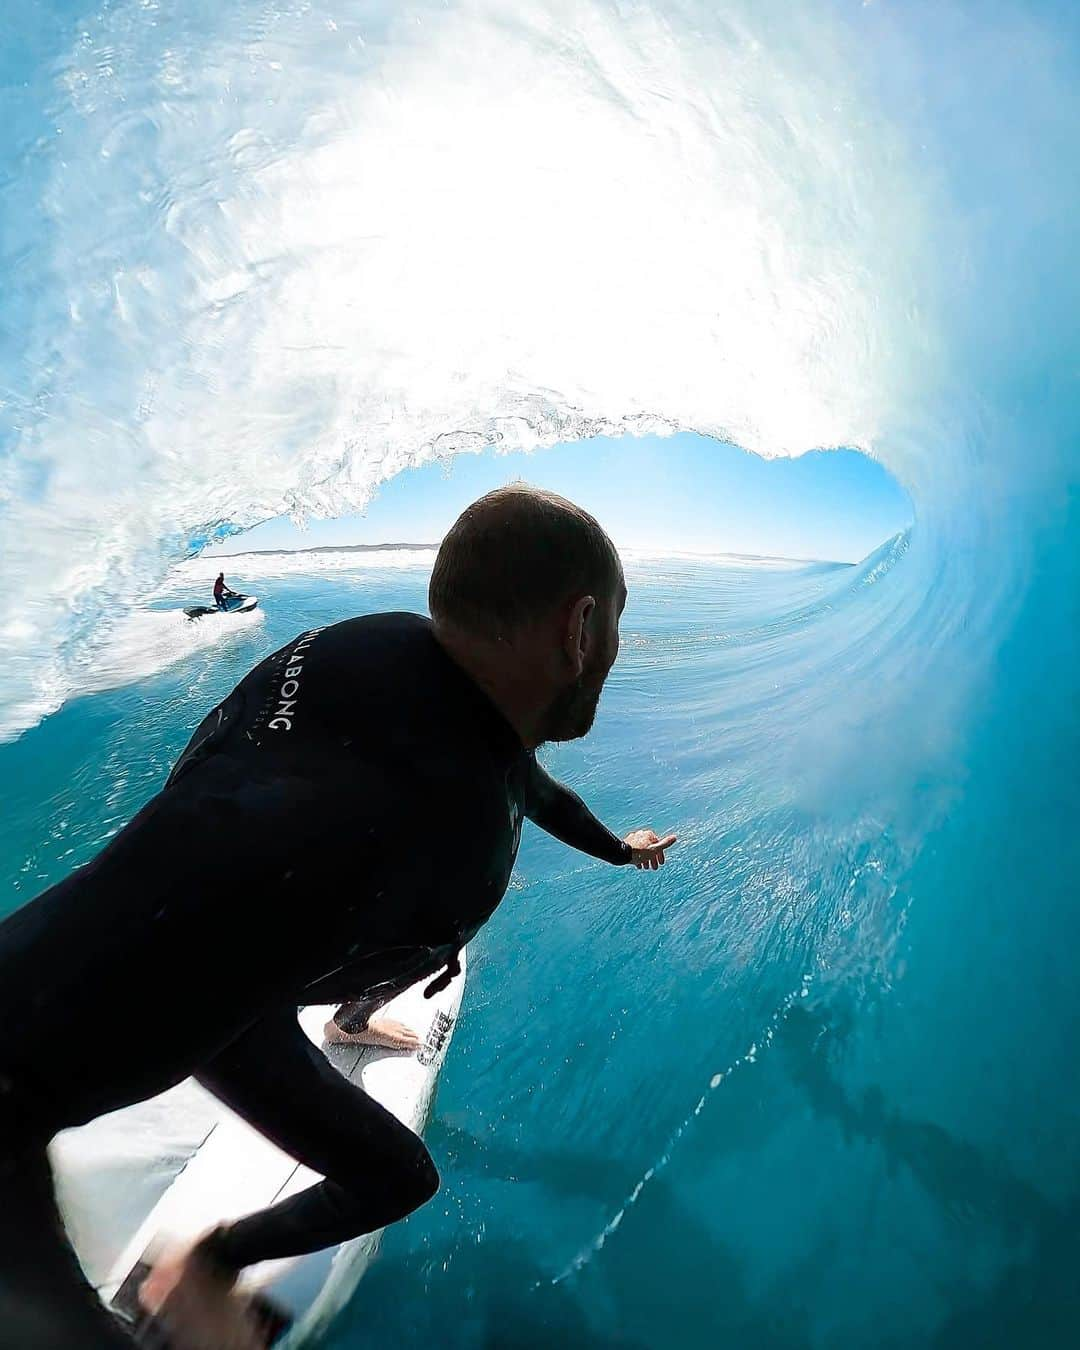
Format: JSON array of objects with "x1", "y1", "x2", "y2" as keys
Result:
[{"x1": 52, "y1": 958, "x2": 465, "y2": 1346}]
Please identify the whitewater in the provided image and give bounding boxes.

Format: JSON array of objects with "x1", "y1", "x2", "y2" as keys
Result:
[{"x1": 1, "y1": 1, "x2": 1078, "y2": 1347}]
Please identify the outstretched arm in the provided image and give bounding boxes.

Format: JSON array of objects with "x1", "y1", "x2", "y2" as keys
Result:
[{"x1": 522, "y1": 756, "x2": 676, "y2": 868}]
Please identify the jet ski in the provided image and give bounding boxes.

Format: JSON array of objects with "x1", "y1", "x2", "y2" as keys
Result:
[{"x1": 184, "y1": 593, "x2": 259, "y2": 620}]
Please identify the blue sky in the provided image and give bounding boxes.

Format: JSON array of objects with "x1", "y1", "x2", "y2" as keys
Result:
[{"x1": 208, "y1": 432, "x2": 911, "y2": 564}]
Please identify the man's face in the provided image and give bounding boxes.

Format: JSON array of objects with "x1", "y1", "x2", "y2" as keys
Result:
[{"x1": 541, "y1": 577, "x2": 627, "y2": 743}]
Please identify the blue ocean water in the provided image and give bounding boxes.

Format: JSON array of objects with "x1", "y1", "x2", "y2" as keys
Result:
[
  {"x1": 2, "y1": 534, "x2": 1075, "y2": 1349},
  {"x1": 2, "y1": 0, "x2": 1079, "y2": 1346}
]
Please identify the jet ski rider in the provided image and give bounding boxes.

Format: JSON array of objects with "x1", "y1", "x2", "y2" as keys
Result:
[{"x1": 213, "y1": 572, "x2": 239, "y2": 609}]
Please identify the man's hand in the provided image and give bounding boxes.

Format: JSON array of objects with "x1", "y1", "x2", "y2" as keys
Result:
[
  {"x1": 139, "y1": 1240, "x2": 268, "y2": 1350},
  {"x1": 624, "y1": 828, "x2": 677, "y2": 870}
]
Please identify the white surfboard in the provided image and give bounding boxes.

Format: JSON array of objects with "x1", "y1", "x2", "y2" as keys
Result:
[{"x1": 52, "y1": 958, "x2": 465, "y2": 1345}]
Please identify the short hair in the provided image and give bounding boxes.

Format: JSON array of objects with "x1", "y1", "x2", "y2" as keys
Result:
[{"x1": 429, "y1": 484, "x2": 622, "y2": 637}]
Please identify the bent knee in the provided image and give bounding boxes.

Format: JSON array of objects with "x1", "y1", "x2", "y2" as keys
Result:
[
  {"x1": 403, "y1": 1145, "x2": 439, "y2": 1212},
  {"x1": 331, "y1": 1134, "x2": 439, "y2": 1225}
]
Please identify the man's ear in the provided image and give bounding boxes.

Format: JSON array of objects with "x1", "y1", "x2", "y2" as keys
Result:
[{"x1": 566, "y1": 595, "x2": 596, "y2": 677}]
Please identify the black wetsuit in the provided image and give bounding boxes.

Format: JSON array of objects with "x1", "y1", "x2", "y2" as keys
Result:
[{"x1": 0, "y1": 613, "x2": 630, "y2": 1347}]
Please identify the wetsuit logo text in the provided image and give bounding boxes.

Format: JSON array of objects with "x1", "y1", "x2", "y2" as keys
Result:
[{"x1": 268, "y1": 628, "x2": 324, "y2": 731}]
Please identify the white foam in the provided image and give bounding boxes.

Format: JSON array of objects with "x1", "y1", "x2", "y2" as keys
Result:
[{"x1": 72, "y1": 606, "x2": 264, "y2": 696}]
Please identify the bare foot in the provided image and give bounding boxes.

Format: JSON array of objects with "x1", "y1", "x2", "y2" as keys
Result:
[
  {"x1": 324, "y1": 1015, "x2": 421, "y2": 1051},
  {"x1": 139, "y1": 1243, "x2": 268, "y2": 1350}
]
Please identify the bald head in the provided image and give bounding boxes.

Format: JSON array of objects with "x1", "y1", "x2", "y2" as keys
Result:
[{"x1": 429, "y1": 485, "x2": 622, "y2": 640}]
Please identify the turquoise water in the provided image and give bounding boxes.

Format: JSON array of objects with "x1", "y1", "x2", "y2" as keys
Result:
[
  {"x1": 3, "y1": 0, "x2": 1080, "y2": 1345},
  {"x1": 3, "y1": 535, "x2": 1077, "y2": 1348}
]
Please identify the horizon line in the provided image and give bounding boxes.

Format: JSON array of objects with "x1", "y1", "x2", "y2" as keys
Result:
[{"x1": 205, "y1": 538, "x2": 865, "y2": 567}]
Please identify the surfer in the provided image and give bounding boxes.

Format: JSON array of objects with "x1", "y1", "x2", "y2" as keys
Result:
[{"x1": 0, "y1": 485, "x2": 676, "y2": 1349}]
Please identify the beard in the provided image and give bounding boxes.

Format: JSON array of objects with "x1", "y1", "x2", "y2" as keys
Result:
[{"x1": 538, "y1": 675, "x2": 604, "y2": 744}]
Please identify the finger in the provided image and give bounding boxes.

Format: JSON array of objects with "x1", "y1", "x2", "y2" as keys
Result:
[{"x1": 657, "y1": 834, "x2": 677, "y2": 848}]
